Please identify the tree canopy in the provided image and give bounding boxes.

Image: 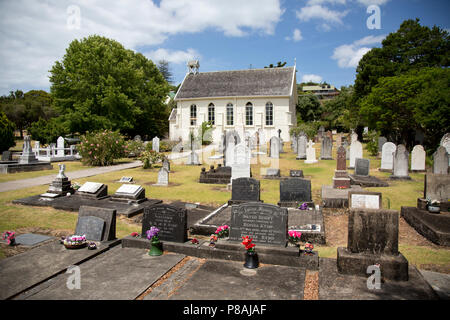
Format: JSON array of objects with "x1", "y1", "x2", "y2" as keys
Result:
[
  {"x1": 49, "y1": 35, "x2": 170, "y2": 139},
  {"x1": 0, "y1": 111, "x2": 15, "y2": 152}
]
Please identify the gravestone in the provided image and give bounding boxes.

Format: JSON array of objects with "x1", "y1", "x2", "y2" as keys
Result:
[
  {"x1": 411, "y1": 145, "x2": 426, "y2": 172},
  {"x1": 348, "y1": 191, "x2": 382, "y2": 210},
  {"x1": 152, "y1": 136, "x2": 160, "y2": 153},
  {"x1": 224, "y1": 136, "x2": 236, "y2": 167},
  {"x1": 141, "y1": 204, "x2": 187, "y2": 243},
  {"x1": 18, "y1": 136, "x2": 38, "y2": 164},
  {"x1": 2, "y1": 151, "x2": 12, "y2": 161},
  {"x1": 350, "y1": 132, "x2": 358, "y2": 143},
  {"x1": 337, "y1": 208, "x2": 408, "y2": 281},
  {"x1": 110, "y1": 184, "x2": 146, "y2": 203},
  {"x1": 278, "y1": 178, "x2": 312, "y2": 207},
  {"x1": 270, "y1": 136, "x2": 280, "y2": 159},
  {"x1": 318, "y1": 126, "x2": 325, "y2": 140},
  {"x1": 349, "y1": 140, "x2": 363, "y2": 169},
  {"x1": 354, "y1": 158, "x2": 370, "y2": 176},
  {"x1": 162, "y1": 157, "x2": 170, "y2": 172},
  {"x1": 320, "y1": 136, "x2": 333, "y2": 160},
  {"x1": 425, "y1": 173, "x2": 450, "y2": 206},
  {"x1": 441, "y1": 133, "x2": 450, "y2": 166},
  {"x1": 336, "y1": 133, "x2": 342, "y2": 148},
  {"x1": 263, "y1": 168, "x2": 281, "y2": 179},
  {"x1": 230, "y1": 202, "x2": 288, "y2": 246},
  {"x1": 296, "y1": 134, "x2": 307, "y2": 160},
  {"x1": 75, "y1": 216, "x2": 105, "y2": 241},
  {"x1": 231, "y1": 142, "x2": 251, "y2": 181},
  {"x1": 76, "y1": 182, "x2": 108, "y2": 199},
  {"x1": 342, "y1": 140, "x2": 350, "y2": 160},
  {"x1": 229, "y1": 177, "x2": 261, "y2": 205},
  {"x1": 134, "y1": 135, "x2": 142, "y2": 142},
  {"x1": 380, "y1": 142, "x2": 396, "y2": 171},
  {"x1": 304, "y1": 140, "x2": 318, "y2": 164},
  {"x1": 378, "y1": 137, "x2": 387, "y2": 153},
  {"x1": 154, "y1": 167, "x2": 169, "y2": 186},
  {"x1": 57, "y1": 136, "x2": 65, "y2": 157},
  {"x1": 290, "y1": 170, "x2": 304, "y2": 178},
  {"x1": 42, "y1": 164, "x2": 74, "y2": 197},
  {"x1": 119, "y1": 176, "x2": 133, "y2": 183},
  {"x1": 333, "y1": 146, "x2": 350, "y2": 189},
  {"x1": 199, "y1": 165, "x2": 232, "y2": 184},
  {"x1": 292, "y1": 134, "x2": 298, "y2": 154},
  {"x1": 78, "y1": 206, "x2": 116, "y2": 241},
  {"x1": 432, "y1": 146, "x2": 449, "y2": 175},
  {"x1": 186, "y1": 150, "x2": 201, "y2": 165},
  {"x1": 390, "y1": 144, "x2": 411, "y2": 180}
]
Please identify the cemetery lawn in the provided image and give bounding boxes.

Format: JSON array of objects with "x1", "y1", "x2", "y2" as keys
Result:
[{"x1": 1, "y1": 142, "x2": 449, "y2": 274}]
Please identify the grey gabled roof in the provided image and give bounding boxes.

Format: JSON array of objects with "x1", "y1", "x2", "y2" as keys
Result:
[{"x1": 175, "y1": 67, "x2": 295, "y2": 100}]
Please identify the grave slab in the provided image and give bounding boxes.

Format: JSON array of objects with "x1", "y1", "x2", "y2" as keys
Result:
[
  {"x1": 319, "y1": 258, "x2": 438, "y2": 300},
  {"x1": 0, "y1": 239, "x2": 119, "y2": 300},
  {"x1": 401, "y1": 207, "x2": 450, "y2": 246},
  {"x1": 321, "y1": 185, "x2": 364, "y2": 208},
  {"x1": 14, "y1": 233, "x2": 53, "y2": 247},
  {"x1": 17, "y1": 247, "x2": 185, "y2": 300},
  {"x1": 348, "y1": 174, "x2": 389, "y2": 187},
  {"x1": 146, "y1": 259, "x2": 305, "y2": 300}
]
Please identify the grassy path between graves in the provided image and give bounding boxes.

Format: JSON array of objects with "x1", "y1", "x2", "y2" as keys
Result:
[{"x1": 1, "y1": 142, "x2": 449, "y2": 274}]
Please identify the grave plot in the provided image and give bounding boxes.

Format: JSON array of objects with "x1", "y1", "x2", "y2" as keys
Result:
[
  {"x1": 13, "y1": 181, "x2": 162, "y2": 217},
  {"x1": 348, "y1": 158, "x2": 389, "y2": 187}
]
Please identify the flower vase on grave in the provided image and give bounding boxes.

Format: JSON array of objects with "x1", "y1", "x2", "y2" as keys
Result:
[
  {"x1": 243, "y1": 251, "x2": 259, "y2": 269},
  {"x1": 149, "y1": 239, "x2": 163, "y2": 256}
]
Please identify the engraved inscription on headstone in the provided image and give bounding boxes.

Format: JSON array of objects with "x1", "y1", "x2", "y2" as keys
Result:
[
  {"x1": 230, "y1": 203, "x2": 288, "y2": 246},
  {"x1": 75, "y1": 216, "x2": 105, "y2": 241},
  {"x1": 142, "y1": 204, "x2": 187, "y2": 243},
  {"x1": 349, "y1": 192, "x2": 382, "y2": 210},
  {"x1": 78, "y1": 182, "x2": 103, "y2": 194}
]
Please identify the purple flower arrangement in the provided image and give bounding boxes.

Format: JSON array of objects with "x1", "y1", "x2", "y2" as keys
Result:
[{"x1": 146, "y1": 226, "x2": 160, "y2": 242}]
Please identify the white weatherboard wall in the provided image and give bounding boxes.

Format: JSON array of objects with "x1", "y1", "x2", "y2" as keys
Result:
[{"x1": 171, "y1": 96, "x2": 295, "y2": 144}]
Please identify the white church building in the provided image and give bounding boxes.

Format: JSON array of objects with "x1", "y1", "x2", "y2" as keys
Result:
[{"x1": 169, "y1": 62, "x2": 297, "y2": 144}]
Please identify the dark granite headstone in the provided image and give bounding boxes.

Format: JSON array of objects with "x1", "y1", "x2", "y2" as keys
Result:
[
  {"x1": 78, "y1": 206, "x2": 116, "y2": 241},
  {"x1": 289, "y1": 170, "x2": 304, "y2": 178},
  {"x1": 230, "y1": 202, "x2": 288, "y2": 246},
  {"x1": 230, "y1": 177, "x2": 260, "y2": 204},
  {"x1": 75, "y1": 216, "x2": 105, "y2": 241},
  {"x1": 354, "y1": 158, "x2": 370, "y2": 176},
  {"x1": 141, "y1": 204, "x2": 187, "y2": 243},
  {"x1": 279, "y1": 178, "x2": 311, "y2": 204}
]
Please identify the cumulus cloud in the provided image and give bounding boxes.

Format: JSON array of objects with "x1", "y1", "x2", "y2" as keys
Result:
[
  {"x1": 296, "y1": 5, "x2": 348, "y2": 25},
  {"x1": 302, "y1": 74, "x2": 323, "y2": 83},
  {"x1": 144, "y1": 48, "x2": 200, "y2": 65},
  {"x1": 285, "y1": 28, "x2": 303, "y2": 42},
  {"x1": 0, "y1": 0, "x2": 283, "y2": 94},
  {"x1": 355, "y1": 0, "x2": 390, "y2": 6},
  {"x1": 331, "y1": 34, "x2": 385, "y2": 68}
]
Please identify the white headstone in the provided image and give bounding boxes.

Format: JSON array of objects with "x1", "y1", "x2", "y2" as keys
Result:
[
  {"x1": 78, "y1": 182, "x2": 103, "y2": 193},
  {"x1": 392, "y1": 144, "x2": 410, "y2": 178},
  {"x1": 296, "y1": 134, "x2": 307, "y2": 160},
  {"x1": 225, "y1": 138, "x2": 236, "y2": 167},
  {"x1": 231, "y1": 142, "x2": 251, "y2": 181},
  {"x1": 304, "y1": 140, "x2": 318, "y2": 164},
  {"x1": 380, "y1": 142, "x2": 396, "y2": 171},
  {"x1": 152, "y1": 136, "x2": 160, "y2": 153},
  {"x1": 411, "y1": 145, "x2": 426, "y2": 171},
  {"x1": 349, "y1": 140, "x2": 363, "y2": 169},
  {"x1": 157, "y1": 167, "x2": 169, "y2": 186},
  {"x1": 115, "y1": 184, "x2": 141, "y2": 195},
  {"x1": 351, "y1": 132, "x2": 358, "y2": 143},
  {"x1": 440, "y1": 133, "x2": 450, "y2": 166},
  {"x1": 270, "y1": 136, "x2": 280, "y2": 159},
  {"x1": 57, "y1": 136, "x2": 65, "y2": 157}
]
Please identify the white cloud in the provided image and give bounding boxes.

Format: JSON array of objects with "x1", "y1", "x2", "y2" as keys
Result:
[
  {"x1": 0, "y1": 0, "x2": 284, "y2": 94},
  {"x1": 331, "y1": 34, "x2": 385, "y2": 68},
  {"x1": 302, "y1": 74, "x2": 323, "y2": 83},
  {"x1": 285, "y1": 28, "x2": 303, "y2": 42},
  {"x1": 307, "y1": 0, "x2": 347, "y2": 5},
  {"x1": 144, "y1": 48, "x2": 200, "y2": 65},
  {"x1": 355, "y1": 0, "x2": 390, "y2": 6},
  {"x1": 296, "y1": 5, "x2": 348, "y2": 25}
]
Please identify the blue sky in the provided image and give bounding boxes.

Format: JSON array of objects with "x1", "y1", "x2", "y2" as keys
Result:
[{"x1": 0, "y1": 0, "x2": 448, "y2": 95}]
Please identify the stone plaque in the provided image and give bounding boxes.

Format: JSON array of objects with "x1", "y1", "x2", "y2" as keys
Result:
[
  {"x1": 141, "y1": 204, "x2": 187, "y2": 243},
  {"x1": 115, "y1": 184, "x2": 141, "y2": 195},
  {"x1": 78, "y1": 182, "x2": 104, "y2": 194},
  {"x1": 347, "y1": 208, "x2": 399, "y2": 255},
  {"x1": 354, "y1": 158, "x2": 370, "y2": 176},
  {"x1": 231, "y1": 177, "x2": 260, "y2": 202},
  {"x1": 119, "y1": 176, "x2": 133, "y2": 183},
  {"x1": 75, "y1": 215, "x2": 105, "y2": 241},
  {"x1": 289, "y1": 170, "x2": 304, "y2": 178},
  {"x1": 78, "y1": 206, "x2": 116, "y2": 241},
  {"x1": 348, "y1": 191, "x2": 382, "y2": 210},
  {"x1": 280, "y1": 178, "x2": 311, "y2": 203},
  {"x1": 230, "y1": 202, "x2": 288, "y2": 246},
  {"x1": 14, "y1": 233, "x2": 52, "y2": 246}
]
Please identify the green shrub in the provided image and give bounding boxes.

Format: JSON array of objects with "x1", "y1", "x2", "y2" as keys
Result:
[
  {"x1": 126, "y1": 140, "x2": 145, "y2": 158},
  {"x1": 289, "y1": 122, "x2": 319, "y2": 140},
  {"x1": 140, "y1": 150, "x2": 164, "y2": 169},
  {"x1": 145, "y1": 140, "x2": 178, "y2": 153},
  {"x1": 28, "y1": 118, "x2": 69, "y2": 145},
  {"x1": 78, "y1": 130, "x2": 127, "y2": 166},
  {"x1": 0, "y1": 111, "x2": 15, "y2": 152},
  {"x1": 365, "y1": 130, "x2": 379, "y2": 156}
]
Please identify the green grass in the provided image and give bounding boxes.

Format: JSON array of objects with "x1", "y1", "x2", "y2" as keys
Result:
[{"x1": 0, "y1": 140, "x2": 448, "y2": 271}]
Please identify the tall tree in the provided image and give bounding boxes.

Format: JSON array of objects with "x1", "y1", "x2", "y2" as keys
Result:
[
  {"x1": 49, "y1": 35, "x2": 170, "y2": 138},
  {"x1": 0, "y1": 111, "x2": 15, "y2": 152},
  {"x1": 354, "y1": 19, "x2": 449, "y2": 100},
  {"x1": 296, "y1": 93, "x2": 322, "y2": 123},
  {"x1": 157, "y1": 59, "x2": 173, "y2": 84}
]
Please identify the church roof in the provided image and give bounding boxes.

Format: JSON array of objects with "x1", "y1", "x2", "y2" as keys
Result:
[{"x1": 175, "y1": 66, "x2": 295, "y2": 100}]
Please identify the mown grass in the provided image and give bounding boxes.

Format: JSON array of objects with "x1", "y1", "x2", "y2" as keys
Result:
[{"x1": 1, "y1": 140, "x2": 449, "y2": 272}]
